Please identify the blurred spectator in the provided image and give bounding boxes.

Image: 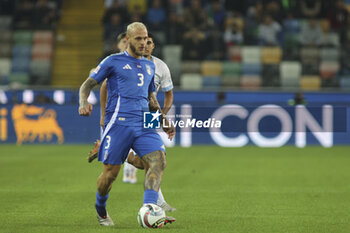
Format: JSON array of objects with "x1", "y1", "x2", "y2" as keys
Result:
[
  {"x1": 300, "y1": 0, "x2": 322, "y2": 18},
  {"x1": 258, "y1": 15, "x2": 281, "y2": 45},
  {"x1": 300, "y1": 19, "x2": 322, "y2": 46},
  {"x1": 182, "y1": 28, "x2": 208, "y2": 60},
  {"x1": 224, "y1": 16, "x2": 244, "y2": 45},
  {"x1": 321, "y1": 20, "x2": 340, "y2": 47},
  {"x1": 206, "y1": 0, "x2": 226, "y2": 29},
  {"x1": 206, "y1": 29, "x2": 226, "y2": 59},
  {"x1": 13, "y1": 0, "x2": 34, "y2": 29},
  {"x1": 183, "y1": 0, "x2": 208, "y2": 31},
  {"x1": 264, "y1": 0, "x2": 284, "y2": 23},
  {"x1": 104, "y1": 13, "x2": 125, "y2": 51},
  {"x1": 166, "y1": 12, "x2": 185, "y2": 44},
  {"x1": 129, "y1": 7, "x2": 145, "y2": 22},
  {"x1": 146, "y1": 0, "x2": 167, "y2": 30},
  {"x1": 328, "y1": 0, "x2": 349, "y2": 32},
  {"x1": 33, "y1": 0, "x2": 57, "y2": 29},
  {"x1": 102, "y1": 0, "x2": 129, "y2": 27},
  {"x1": 127, "y1": 0, "x2": 147, "y2": 15},
  {"x1": 167, "y1": 0, "x2": 184, "y2": 16},
  {"x1": 283, "y1": 12, "x2": 300, "y2": 33},
  {"x1": 246, "y1": 1, "x2": 264, "y2": 23}
]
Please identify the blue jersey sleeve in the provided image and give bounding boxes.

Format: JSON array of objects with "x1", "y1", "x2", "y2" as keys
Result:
[
  {"x1": 148, "y1": 76, "x2": 156, "y2": 94},
  {"x1": 90, "y1": 56, "x2": 112, "y2": 83}
]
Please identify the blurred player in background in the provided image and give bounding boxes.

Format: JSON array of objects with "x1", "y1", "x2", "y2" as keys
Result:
[
  {"x1": 79, "y1": 22, "x2": 175, "y2": 226},
  {"x1": 88, "y1": 32, "x2": 176, "y2": 212}
]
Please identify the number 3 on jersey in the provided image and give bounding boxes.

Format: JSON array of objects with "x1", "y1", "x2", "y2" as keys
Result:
[{"x1": 137, "y1": 73, "x2": 144, "y2": 86}]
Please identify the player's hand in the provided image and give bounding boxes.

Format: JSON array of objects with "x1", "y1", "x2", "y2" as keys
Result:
[
  {"x1": 163, "y1": 124, "x2": 175, "y2": 141},
  {"x1": 79, "y1": 103, "x2": 93, "y2": 116}
]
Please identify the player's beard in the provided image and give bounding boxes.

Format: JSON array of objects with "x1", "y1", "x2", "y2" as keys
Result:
[{"x1": 129, "y1": 42, "x2": 143, "y2": 57}]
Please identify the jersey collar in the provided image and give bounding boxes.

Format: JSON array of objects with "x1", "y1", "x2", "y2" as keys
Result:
[{"x1": 124, "y1": 50, "x2": 148, "y2": 61}]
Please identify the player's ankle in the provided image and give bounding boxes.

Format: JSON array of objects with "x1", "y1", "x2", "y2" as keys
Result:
[{"x1": 95, "y1": 204, "x2": 107, "y2": 218}]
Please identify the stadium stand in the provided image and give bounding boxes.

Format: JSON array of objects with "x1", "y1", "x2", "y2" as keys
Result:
[
  {"x1": 0, "y1": 0, "x2": 60, "y2": 86},
  {"x1": 51, "y1": 0, "x2": 103, "y2": 87},
  {"x1": 180, "y1": 73, "x2": 202, "y2": 90},
  {"x1": 0, "y1": 0, "x2": 350, "y2": 91}
]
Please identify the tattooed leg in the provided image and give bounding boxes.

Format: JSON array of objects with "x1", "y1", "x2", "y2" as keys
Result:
[{"x1": 141, "y1": 150, "x2": 166, "y2": 192}]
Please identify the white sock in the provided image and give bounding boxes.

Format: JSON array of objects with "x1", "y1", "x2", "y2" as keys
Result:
[
  {"x1": 157, "y1": 187, "x2": 166, "y2": 206},
  {"x1": 124, "y1": 161, "x2": 130, "y2": 173},
  {"x1": 124, "y1": 161, "x2": 136, "y2": 171}
]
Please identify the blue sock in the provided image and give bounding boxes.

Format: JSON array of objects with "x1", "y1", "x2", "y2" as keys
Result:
[
  {"x1": 95, "y1": 192, "x2": 109, "y2": 218},
  {"x1": 143, "y1": 189, "x2": 159, "y2": 204},
  {"x1": 96, "y1": 191, "x2": 109, "y2": 207}
]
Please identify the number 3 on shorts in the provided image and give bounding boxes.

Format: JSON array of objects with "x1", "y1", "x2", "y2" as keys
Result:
[{"x1": 105, "y1": 135, "x2": 111, "y2": 149}]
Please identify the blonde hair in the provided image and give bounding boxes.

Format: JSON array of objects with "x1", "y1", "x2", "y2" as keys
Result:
[{"x1": 126, "y1": 22, "x2": 147, "y2": 36}]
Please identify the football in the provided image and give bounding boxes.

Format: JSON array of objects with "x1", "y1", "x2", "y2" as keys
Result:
[{"x1": 137, "y1": 204, "x2": 166, "y2": 228}]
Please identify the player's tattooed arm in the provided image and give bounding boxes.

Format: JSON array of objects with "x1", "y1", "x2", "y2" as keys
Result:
[
  {"x1": 78, "y1": 77, "x2": 98, "y2": 116},
  {"x1": 142, "y1": 151, "x2": 166, "y2": 191},
  {"x1": 148, "y1": 92, "x2": 162, "y2": 112}
]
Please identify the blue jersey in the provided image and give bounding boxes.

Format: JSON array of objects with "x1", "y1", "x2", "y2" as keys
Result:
[{"x1": 90, "y1": 51, "x2": 156, "y2": 127}]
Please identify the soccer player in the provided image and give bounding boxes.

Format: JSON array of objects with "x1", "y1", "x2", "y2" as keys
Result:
[
  {"x1": 123, "y1": 33, "x2": 176, "y2": 211},
  {"x1": 88, "y1": 33, "x2": 177, "y2": 212},
  {"x1": 78, "y1": 22, "x2": 175, "y2": 226}
]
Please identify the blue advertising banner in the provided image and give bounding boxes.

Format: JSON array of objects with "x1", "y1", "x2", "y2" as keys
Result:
[{"x1": 0, "y1": 99, "x2": 349, "y2": 147}]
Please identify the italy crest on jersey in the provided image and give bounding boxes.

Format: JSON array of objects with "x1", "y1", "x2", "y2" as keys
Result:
[{"x1": 146, "y1": 64, "x2": 152, "y2": 75}]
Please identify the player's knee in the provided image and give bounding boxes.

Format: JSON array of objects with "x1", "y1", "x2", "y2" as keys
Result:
[
  {"x1": 103, "y1": 165, "x2": 120, "y2": 182},
  {"x1": 106, "y1": 170, "x2": 118, "y2": 182}
]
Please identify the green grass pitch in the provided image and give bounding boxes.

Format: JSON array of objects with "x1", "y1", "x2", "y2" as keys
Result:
[{"x1": 0, "y1": 145, "x2": 349, "y2": 233}]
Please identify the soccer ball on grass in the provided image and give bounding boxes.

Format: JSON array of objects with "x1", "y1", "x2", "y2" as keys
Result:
[{"x1": 137, "y1": 203, "x2": 166, "y2": 228}]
